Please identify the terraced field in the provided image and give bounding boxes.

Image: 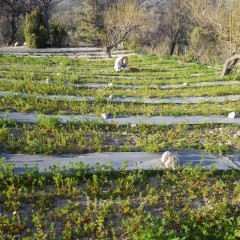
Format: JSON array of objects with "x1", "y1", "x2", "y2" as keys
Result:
[
  {"x1": 0, "y1": 50, "x2": 239, "y2": 239},
  {"x1": 1, "y1": 53, "x2": 240, "y2": 154}
]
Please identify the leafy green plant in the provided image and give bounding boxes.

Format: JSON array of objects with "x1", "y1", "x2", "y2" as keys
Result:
[
  {"x1": 50, "y1": 24, "x2": 68, "y2": 47},
  {"x1": 37, "y1": 114, "x2": 61, "y2": 130},
  {"x1": 24, "y1": 8, "x2": 48, "y2": 48}
]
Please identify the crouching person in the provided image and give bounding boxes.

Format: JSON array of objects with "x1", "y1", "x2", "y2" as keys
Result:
[{"x1": 114, "y1": 56, "x2": 128, "y2": 72}]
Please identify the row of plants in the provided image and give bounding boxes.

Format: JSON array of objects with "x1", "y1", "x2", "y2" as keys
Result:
[
  {"x1": 0, "y1": 159, "x2": 239, "y2": 239},
  {"x1": 1, "y1": 95, "x2": 239, "y2": 116},
  {"x1": 0, "y1": 118, "x2": 239, "y2": 154},
  {"x1": 0, "y1": 48, "x2": 239, "y2": 240},
  {"x1": 0, "y1": 54, "x2": 193, "y2": 67},
  {"x1": 0, "y1": 54, "x2": 223, "y2": 82},
  {"x1": 1, "y1": 79, "x2": 240, "y2": 98},
  {"x1": 0, "y1": 62, "x2": 217, "y2": 75},
  {"x1": 0, "y1": 68, "x2": 221, "y2": 86},
  {"x1": 1, "y1": 71, "x2": 230, "y2": 87}
]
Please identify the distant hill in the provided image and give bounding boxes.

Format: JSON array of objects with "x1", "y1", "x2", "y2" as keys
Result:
[
  {"x1": 55, "y1": 0, "x2": 168, "y2": 12},
  {"x1": 55, "y1": 0, "x2": 83, "y2": 12}
]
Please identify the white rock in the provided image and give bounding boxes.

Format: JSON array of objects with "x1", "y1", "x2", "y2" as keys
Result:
[
  {"x1": 161, "y1": 151, "x2": 171, "y2": 163},
  {"x1": 14, "y1": 42, "x2": 20, "y2": 47},
  {"x1": 108, "y1": 94, "x2": 113, "y2": 100},
  {"x1": 23, "y1": 42, "x2": 27, "y2": 46},
  {"x1": 101, "y1": 113, "x2": 109, "y2": 119},
  {"x1": 164, "y1": 156, "x2": 180, "y2": 170},
  {"x1": 108, "y1": 83, "x2": 114, "y2": 87},
  {"x1": 160, "y1": 151, "x2": 180, "y2": 170},
  {"x1": 183, "y1": 82, "x2": 189, "y2": 86},
  {"x1": 228, "y1": 112, "x2": 236, "y2": 119},
  {"x1": 45, "y1": 78, "x2": 50, "y2": 84}
]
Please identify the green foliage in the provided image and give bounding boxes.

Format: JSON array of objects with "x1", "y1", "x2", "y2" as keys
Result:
[
  {"x1": 0, "y1": 159, "x2": 239, "y2": 238},
  {"x1": 189, "y1": 27, "x2": 221, "y2": 64},
  {"x1": 1, "y1": 37, "x2": 240, "y2": 239},
  {"x1": 0, "y1": 125, "x2": 9, "y2": 144},
  {"x1": 50, "y1": 24, "x2": 68, "y2": 47},
  {"x1": 24, "y1": 8, "x2": 48, "y2": 48},
  {"x1": 37, "y1": 114, "x2": 61, "y2": 130},
  {"x1": 76, "y1": 0, "x2": 104, "y2": 46},
  {"x1": 132, "y1": 216, "x2": 178, "y2": 240}
]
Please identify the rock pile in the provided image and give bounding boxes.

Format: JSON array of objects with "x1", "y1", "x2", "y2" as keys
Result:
[{"x1": 160, "y1": 151, "x2": 180, "y2": 170}]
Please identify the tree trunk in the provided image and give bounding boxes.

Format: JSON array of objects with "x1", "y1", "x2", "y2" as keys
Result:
[
  {"x1": 42, "y1": 11, "x2": 51, "y2": 44},
  {"x1": 221, "y1": 54, "x2": 240, "y2": 78},
  {"x1": 169, "y1": 40, "x2": 177, "y2": 55},
  {"x1": 169, "y1": 30, "x2": 180, "y2": 55},
  {"x1": 9, "y1": 21, "x2": 17, "y2": 45},
  {"x1": 106, "y1": 46, "x2": 112, "y2": 58}
]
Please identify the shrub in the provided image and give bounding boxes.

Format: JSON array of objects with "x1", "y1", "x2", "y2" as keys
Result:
[
  {"x1": 188, "y1": 27, "x2": 221, "y2": 64},
  {"x1": 50, "y1": 24, "x2": 68, "y2": 47},
  {"x1": 24, "y1": 8, "x2": 48, "y2": 48}
]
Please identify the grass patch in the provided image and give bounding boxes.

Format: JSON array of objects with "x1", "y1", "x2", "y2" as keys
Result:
[{"x1": 0, "y1": 159, "x2": 239, "y2": 239}]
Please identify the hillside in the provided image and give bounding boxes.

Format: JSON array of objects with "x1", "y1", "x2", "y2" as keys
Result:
[{"x1": 55, "y1": 0, "x2": 167, "y2": 12}]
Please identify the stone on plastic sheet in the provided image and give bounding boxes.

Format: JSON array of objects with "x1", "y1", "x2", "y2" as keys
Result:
[
  {"x1": 160, "y1": 151, "x2": 180, "y2": 170},
  {"x1": 101, "y1": 113, "x2": 109, "y2": 119},
  {"x1": 160, "y1": 151, "x2": 171, "y2": 163},
  {"x1": 164, "y1": 156, "x2": 180, "y2": 170},
  {"x1": 108, "y1": 94, "x2": 113, "y2": 100},
  {"x1": 228, "y1": 112, "x2": 236, "y2": 119},
  {"x1": 108, "y1": 83, "x2": 114, "y2": 87}
]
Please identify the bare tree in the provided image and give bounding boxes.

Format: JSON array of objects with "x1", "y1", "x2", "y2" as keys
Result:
[
  {"x1": 140, "y1": 0, "x2": 193, "y2": 56},
  {"x1": 103, "y1": 0, "x2": 144, "y2": 57},
  {"x1": 183, "y1": 0, "x2": 240, "y2": 57},
  {"x1": 228, "y1": 0, "x2": 240, "y2": 54},
  {"x1": 182, "y1": 0, "x2": 227, "y2": 35},
  {"x1": 166, "y1": 0, "x2": 192, "y2": 55},
  {"x1": 0, "y1": 0, "x2": 27, "y2": 44}
]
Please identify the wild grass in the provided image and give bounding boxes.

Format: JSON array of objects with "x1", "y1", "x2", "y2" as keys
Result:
[
  {"x1": 0, "y1": 159, "x2": 239, "y2": 239},
  {"x1": 1, "y1": 79, "x2": 240, "y2": 98},
  {"x1": 0, "y1": 119, "x2": 239, "y2": 154},
  {"x1": 1, "y1": 95, "x2": 239, "y2": 116},
  {"x1": 0, "y1": 52, "x2": 240, "y2": 239}
]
